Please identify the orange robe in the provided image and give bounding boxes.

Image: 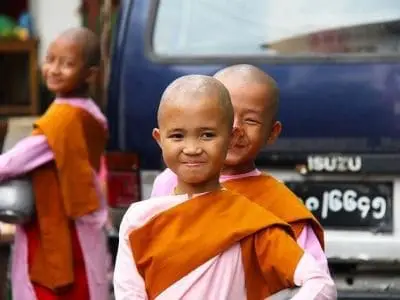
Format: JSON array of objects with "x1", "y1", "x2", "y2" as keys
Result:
[
  {"x1": 222, "y1": 174, "x2": 325, "y2": 248},
  {"x1": 24, "y1": 103, "x2": 107, "y2": 297},
  {"x1": 128, "y1": 189, "x2": 304, "y2": 300}
]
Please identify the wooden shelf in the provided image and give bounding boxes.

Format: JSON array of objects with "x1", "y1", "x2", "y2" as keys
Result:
[
  {"x1": 0, "y1": 105, "x2": 32, "y2": 115},
  {"x1": 0, "y1": 38, "x2": 38, "y2": 52},
  {"x1": 0, "y1": 38, "x2": 39, "y2": 116}
]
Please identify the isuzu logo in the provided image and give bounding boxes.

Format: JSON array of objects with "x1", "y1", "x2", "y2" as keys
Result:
[{"x1": 307, "y1": 155, "x2": 362, "y2": 173}]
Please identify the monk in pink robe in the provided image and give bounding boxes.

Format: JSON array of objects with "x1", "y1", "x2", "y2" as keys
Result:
[
  {"x1": 114, "y1": 74, "x2": 336, "y2": 299},
  {"x1": 0, "y1": 98, "x2": 110, "y2": 300},
  {"x1": 151, "y1": 65, "x2": 329, "y2": 275}
]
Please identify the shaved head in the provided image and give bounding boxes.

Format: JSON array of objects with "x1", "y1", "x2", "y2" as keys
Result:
[
  {"x1": 214, "y1": 64, "x2": 279, "y2": 119},
  {"x1": 154, "y1": 75, "x2": 236, "y2": 192},
  {"x1": 57, "y1": 27, "x2": 101, "y2": 67},
  {"x1": 158, "y1": 74, "x2": 234, "y2": 129}
]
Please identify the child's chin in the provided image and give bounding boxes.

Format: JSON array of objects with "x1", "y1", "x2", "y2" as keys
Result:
[
  {"x1": 225, "y1": 153, "x2": 245, "y2": 166},
  {"x1": 180, "y1": 173, "x2": 209, "y2": 185},
  {"x1": 182, "y1": 176, "x2": 206, "y2": 184},
  {"x1": 46, "y1": 84, "x2": 58, "y2": 92},
  {"x1": 46, "y1": 85, "x2": 64, "y2": 95}
]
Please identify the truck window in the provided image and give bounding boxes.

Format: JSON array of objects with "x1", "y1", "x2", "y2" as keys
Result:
[{"x1": 153, "y1": 0, "x2": 400, "y2": 56}]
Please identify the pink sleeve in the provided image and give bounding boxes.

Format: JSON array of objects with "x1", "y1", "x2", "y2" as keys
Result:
[
  {"x1": 78, "y1": 156, "x2": 108, "y2": 226},
  {"x1": 151, "y1": 168, "x2": 178, "y2": 197},
  {"x1": 292, "y1": 252, "x2": 337, "y2": 299},
  {"x1": 0, "y1": 135, "x2": 108, "y2": 227},
  {"x1": 77, "y1": 171, "x2": 108, "y2": 227},
  {"x1": 259, "y1": 227, "x2": 336, "y2": 300},
  {"x1": 0, "y1": 135, "x2": 54, "y2": 181},
  {"x1": 296, "y1": 225, "x2": 329, "y2": 274},
  {"x1": 113, "y1": 204, "x2": 147, "y2": 299},
  {"x1": 98, "y1": 155, "x2": 107, "y2": 180}
]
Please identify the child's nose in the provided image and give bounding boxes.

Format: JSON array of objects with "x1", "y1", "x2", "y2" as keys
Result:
[
  {"x1": 233, "y1": 125, "x2": 245, "y2": 137},
  {"x1": 48, "y1": 63, "x2": 61, "y2": 75},
  {"x1": 233, "y1": 118, "x2": 244, "y2": 131},
  {"x1": 182, "y1": 141, "x2": 202, "y2": 155}
]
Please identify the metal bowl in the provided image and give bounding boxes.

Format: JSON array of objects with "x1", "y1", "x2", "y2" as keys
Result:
[{"x1": 0, "y1": 178, "x2": 35, "y2": 224}]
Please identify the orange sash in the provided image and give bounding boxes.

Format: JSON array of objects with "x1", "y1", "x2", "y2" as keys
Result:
[
  {"x1": 223, "y1": 174, "x2": 325, "y2": 248},
  {"x1": 129, "y1": 189, "x2": 303, "y2": 300},
  {"x1": 29, "y1": 103, "x2": 107, "y2": 290}
]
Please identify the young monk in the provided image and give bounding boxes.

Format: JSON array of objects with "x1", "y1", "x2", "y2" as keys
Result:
[
  {"x1": 151, "y1": 65, "x2": 328, "y2": 275},
  {"x1": 0, "y1": 27, "x2": 110, "y2": 299},
  {"x1": 113, "y1": 74, "x2": 336, "y2": 299}
]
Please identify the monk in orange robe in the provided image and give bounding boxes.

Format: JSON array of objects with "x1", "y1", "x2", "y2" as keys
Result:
[
  {"x1": 151, "y1": 65, "x2": 328, "y2": 280},
  {"x1": 113, "y1": 74, "x2": 336, "y2": 299},
  {"x1": 215, "y1": 65, "x2": 326, "y2": 265}
]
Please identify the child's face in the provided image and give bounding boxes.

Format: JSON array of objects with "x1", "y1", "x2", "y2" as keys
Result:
[
  {"x1": 222, "y1": 80, "x2": 281, "y2": 169},
  {"x1": 42, "y1": 37, "x2": 90, "y2": 96},
  {"x1": 153, "y1": 96, "x2": 232, "y2": 187}
]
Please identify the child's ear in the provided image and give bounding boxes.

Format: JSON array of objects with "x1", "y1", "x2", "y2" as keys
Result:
[
  {"x1": 266, "y1": 121, "x2": 282, "y2": 145},
  {"x1": 152, "y1": 128, "x2": 162, "y2": 148},
  {"x1": 229, "y1": 127, "x2": 241, "y2": 149}
]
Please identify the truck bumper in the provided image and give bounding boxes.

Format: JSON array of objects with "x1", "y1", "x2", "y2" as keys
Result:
[{"x1": 339, "y1": 290, "x2": 400, "y2": 299}]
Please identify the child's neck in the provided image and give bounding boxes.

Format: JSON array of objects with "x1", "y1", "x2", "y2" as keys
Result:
[
  {"x1": 221, "y1": 161, "x2": 256, "y2": 176},
  {"x1": 56, "y1": 87, "x2": 91, "y2": 99},
  {"x1": 175, "y1": 178, "x2": 221, "y2": 198},
  {"x1": 56, "y1": 94, "x2": 90, "y2": 100}
]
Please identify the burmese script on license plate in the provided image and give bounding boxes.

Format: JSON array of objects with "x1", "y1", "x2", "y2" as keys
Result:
[{"x1": 285, "y1": 181, "x2": 393, "y2": 232}]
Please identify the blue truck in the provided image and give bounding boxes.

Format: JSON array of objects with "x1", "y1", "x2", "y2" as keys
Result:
[{"x1": 105, "y1": 0, "x2": 400, "y2": 298}]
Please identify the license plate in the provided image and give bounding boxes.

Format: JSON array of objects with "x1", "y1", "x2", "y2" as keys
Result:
[{"x1": 285, "y1": 181, "x2": 393, "y2": 232}]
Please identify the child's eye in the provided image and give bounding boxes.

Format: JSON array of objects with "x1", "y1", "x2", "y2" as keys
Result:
[
  {"x1": 245, "y1": 119, "x2": 259, "y2": 125},
  {"x1": 201, "y1": 132, "x2": 216, "y2": 139},
  {"x1": 45, "y1": 55, "x2": 54, "y2": 63},
  {"x1": 64, "y1": 61, "x2": 75, "y2": 68},
  {"x1": 168, "y1": 133, "x2": 183, "y2": 140}
]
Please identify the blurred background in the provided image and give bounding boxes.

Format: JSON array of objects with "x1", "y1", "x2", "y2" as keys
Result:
[{"x1": 1, "y1": 1, "x2": 400, "y2": 299}]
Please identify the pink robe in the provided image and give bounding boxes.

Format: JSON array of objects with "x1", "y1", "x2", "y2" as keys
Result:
[
  {"x1": 0, "y1": 98, "x2": 110, "y2": 300},
  {"x1": 113, "y1": 193, "x2": 336, "y2": 299},
  {"x1": 151, "y1": 168, "x2": 329, "y2": 273}
]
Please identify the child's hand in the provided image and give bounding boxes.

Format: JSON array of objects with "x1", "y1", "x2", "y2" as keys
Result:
[{"x1": 0, "y1": 222, "x2": 15, "y2": 244}]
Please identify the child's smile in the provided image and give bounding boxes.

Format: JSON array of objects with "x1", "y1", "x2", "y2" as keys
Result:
[{"x1": 152, "y1": 75, "x2": 235, "y2": 195}]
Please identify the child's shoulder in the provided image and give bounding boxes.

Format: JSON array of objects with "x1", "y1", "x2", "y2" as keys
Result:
[
  {"x1": 249, "y1": 173, "x2": 295, "y2": 196},
  {"x1": 119, "y1": 194, "x2": 187, "y2": 235},
  {"x1": 154, "y1": 168, "x2": 177, "y2": 184},
  {"x1": 225, "y1": 172, "x2": 287, "y2": 193}
]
